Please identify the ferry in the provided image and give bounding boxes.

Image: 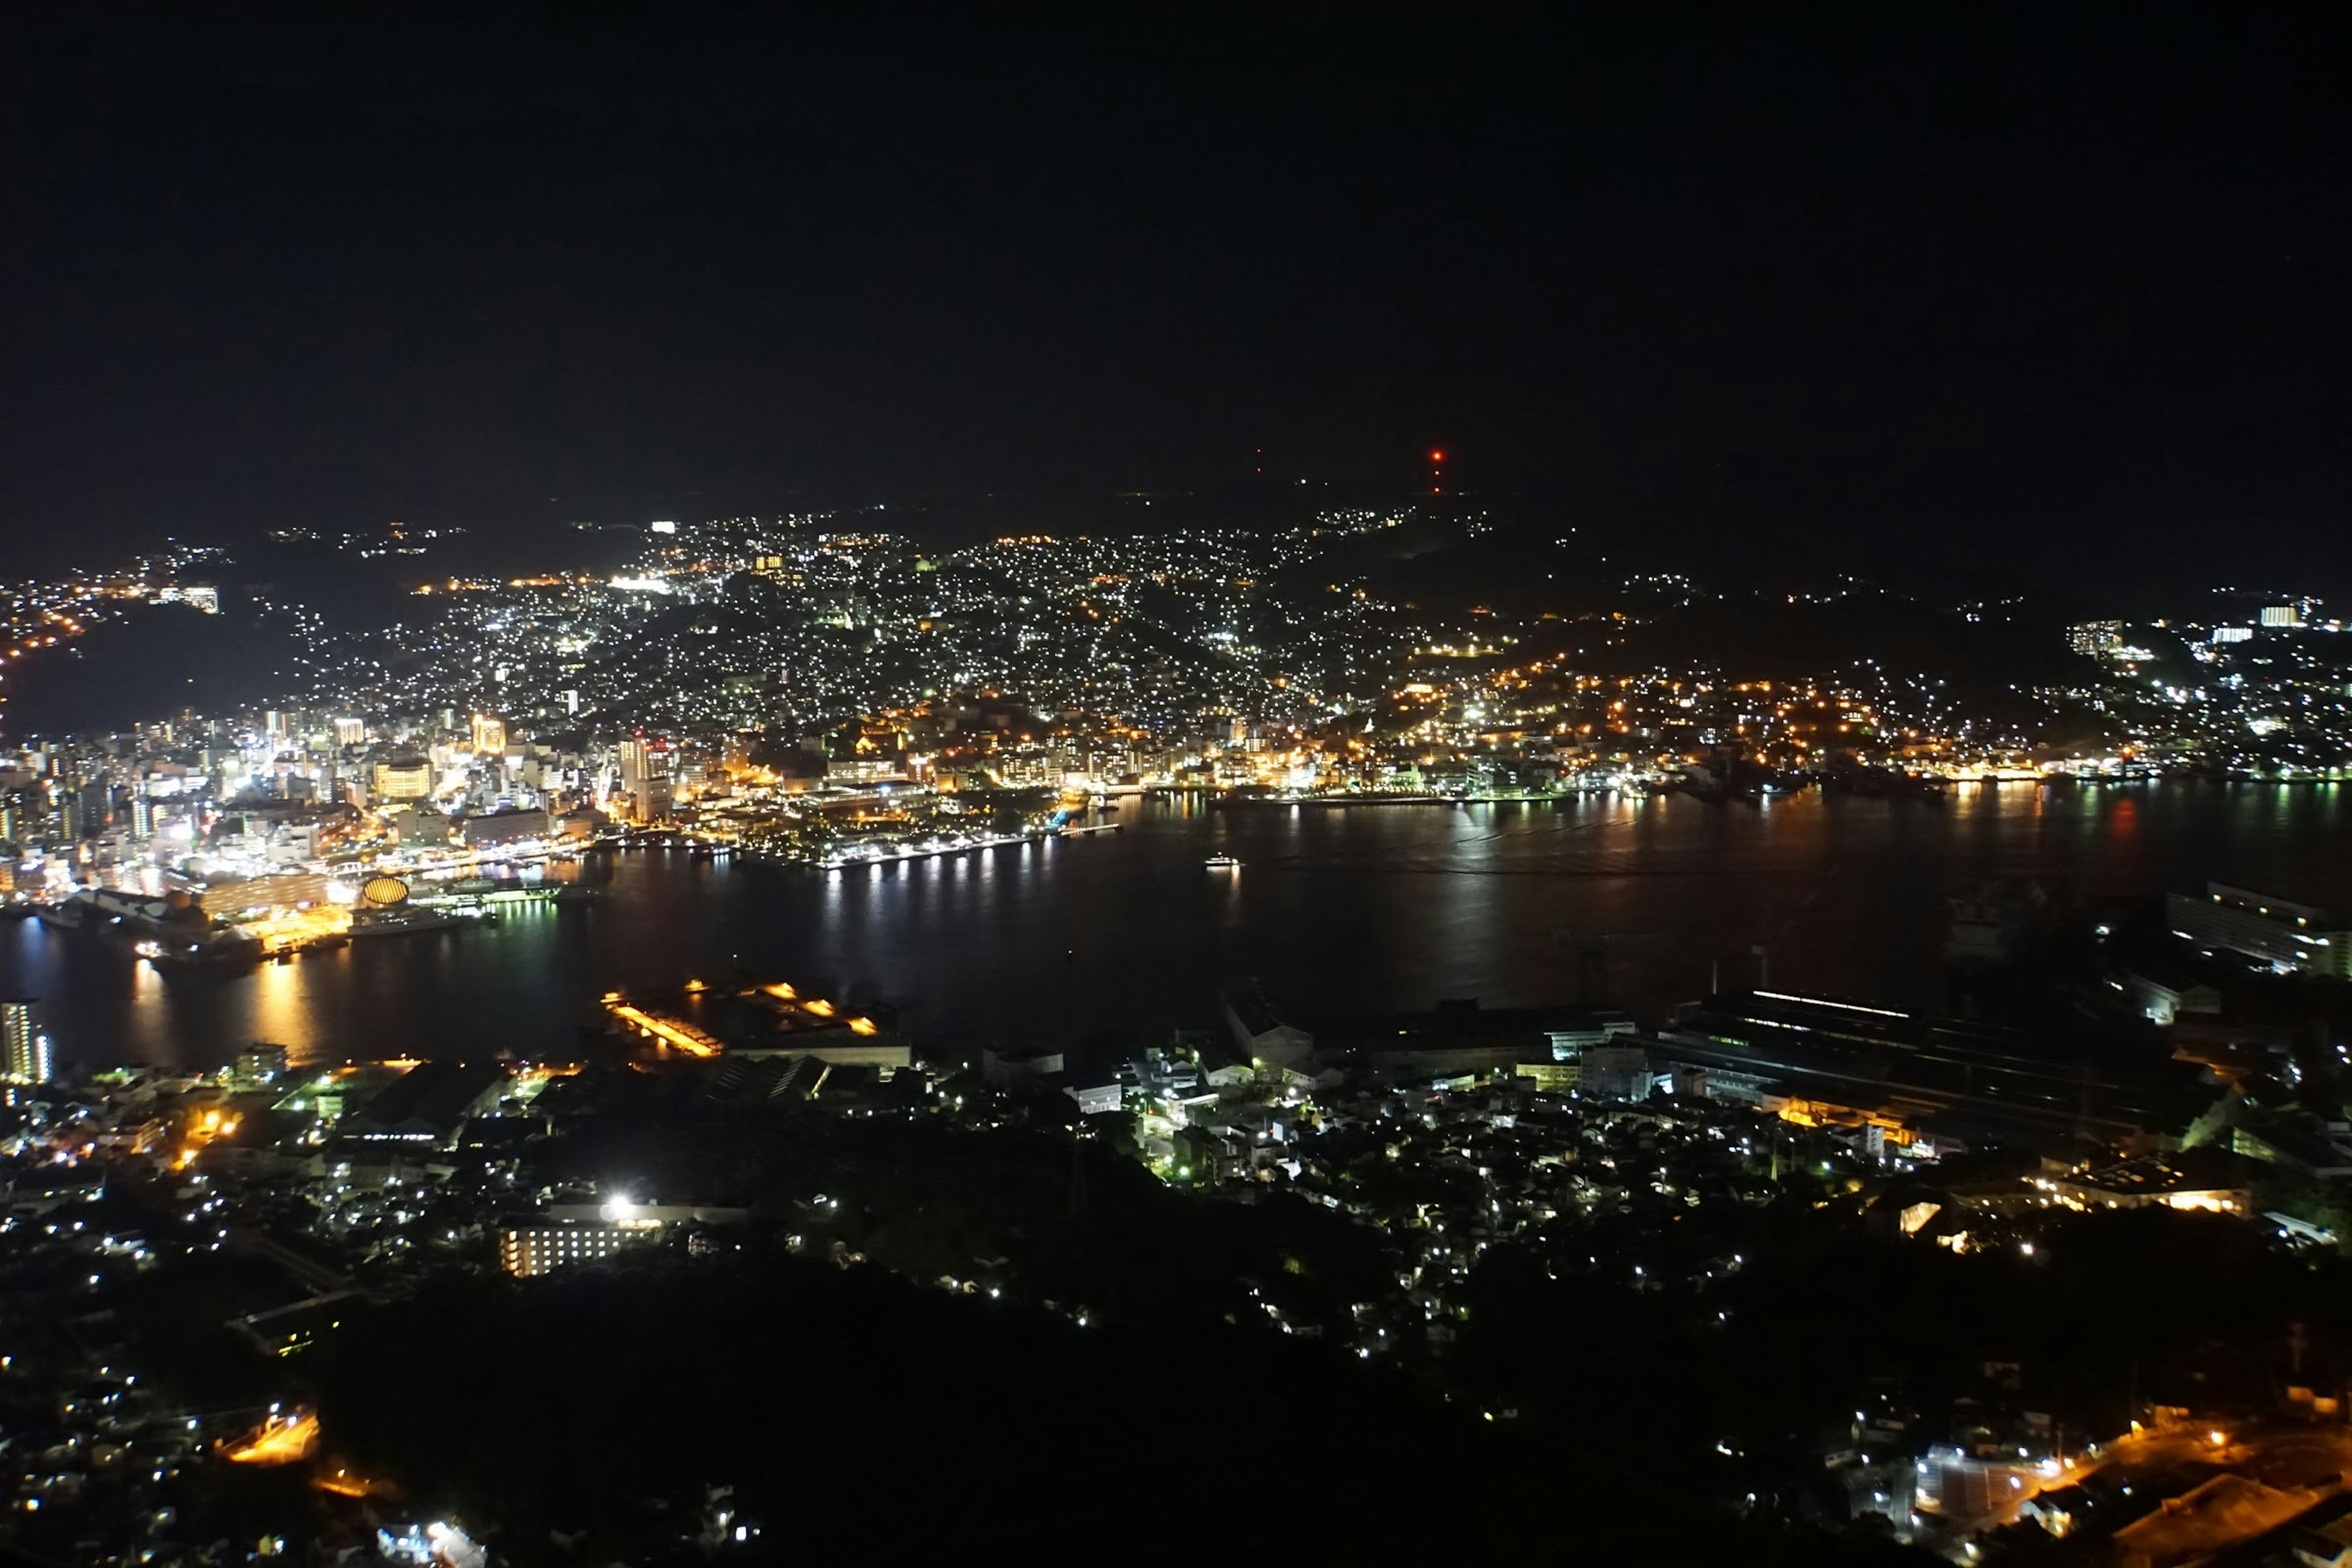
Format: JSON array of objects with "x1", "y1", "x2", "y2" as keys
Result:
[
  {"x1": 35, "y1": 900, "x2": 91, "y2": 932},
  {"x1": 138, "y1": 933, "x2": 265, "y2": 974},
  {"x1": 347, "y1": 907, "x2": 461, "y2": 940},
  {"x1": 1205, "y1": 854, "x2": 1242, "y2": 870}
]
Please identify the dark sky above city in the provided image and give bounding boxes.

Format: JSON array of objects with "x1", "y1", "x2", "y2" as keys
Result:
[{"x1": 2, "y1": 6, "x2": 2342, "y2": 588}]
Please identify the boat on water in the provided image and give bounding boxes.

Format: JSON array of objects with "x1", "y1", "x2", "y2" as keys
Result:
[
  {"x1": 347, "y1": 908, "x2": 461, "y2": 939},
  {"x1": 1205, "y1": 854, "x2": 1242, "y2": 869},
  {"x1": 138, "y1": 934, "x2": 265, "y2": 974}
]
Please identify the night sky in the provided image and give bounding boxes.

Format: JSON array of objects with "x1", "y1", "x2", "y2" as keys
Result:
[{"x1": 3, "y1": 7, "x2": 2341, "y2": 589}]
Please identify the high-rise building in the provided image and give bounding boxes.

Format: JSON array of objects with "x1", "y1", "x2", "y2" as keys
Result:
[
  {"x1": 58, "y1": 786, "x2": 110, "y2": 839},
  {"x1": 1, "y1": 999, "x2": 51, "y2": 1085},
  {"x1": 470, "y1": 714, "x2": 507, "y2": 755},
  {"x1": 619, "y1": 737, "x2": 671, "y2": 802},
  {"x1": 2068, "y1": 620, "x2": 2125, "y2": 658},
  {"x1": 0, "y1": 786, "x2": 34, "y2": 843},
  {"x1": 632, "y1": 777, "x2": 674, "y2": 826}
]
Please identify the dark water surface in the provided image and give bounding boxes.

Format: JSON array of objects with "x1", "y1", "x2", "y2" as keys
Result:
[{"x1": 7, "y1": 785, "x2": 2350, "y2": 1071}]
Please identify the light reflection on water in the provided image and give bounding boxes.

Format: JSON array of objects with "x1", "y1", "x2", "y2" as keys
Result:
[{"x1": 0, "y1": 783, "x2": 2344, "y2": 1071}]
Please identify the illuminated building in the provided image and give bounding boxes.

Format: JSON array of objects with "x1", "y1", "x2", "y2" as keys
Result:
[
  {"x1": 1514, "y1": 1060, "x2": 1578, "y2": 1093},
  {"x1": 372, "y1": 755, "x2": 433, "y2": 802},
  {"x1": 2166, "y1": 883, "x2": 2352, "y2": 979},
  {"x1": 619, "y1": 737, "x2": 673, "y2": 823},
  {"x1": 497, "y1": 1216, "x2": 662, "y2": 1276},
  {"x1": 2043, "y1": 1148, "x2": 2255, "y2": 1215},
  {"x1": 497, "y1": 1203, "x2": 747, "y2": 1277},
  {"x1": 458, "y1": 807, "x2": 549, "y2": 846},
  {"x1": 469, "y1": 712, "x2": 507, "y2": 754},
  {"x1": 0, "y1": 998, "x2": 50, "y2": 1085},
  {"x1": 2066, "y1": 619, "x2": 2155, "y2": 662},
  {"x1": 237, "y1": 1043, "x2": 290, "y2": 1082}
]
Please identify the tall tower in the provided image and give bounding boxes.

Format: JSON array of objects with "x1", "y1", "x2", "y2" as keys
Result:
[
  {"x1": 617, "y1": 737, "x2": 669, "y2": 824},
  {"x1": 619, "y1": 738, "x2": 652, "y2": 794},
  {"x1": 1, "y1": 998, "x2": 51, "y2": 1085}
]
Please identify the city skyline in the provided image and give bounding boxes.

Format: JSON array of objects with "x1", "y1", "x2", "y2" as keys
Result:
[{"x1": 6, "y1": 10, "x2": 2352, "y2": 1564}]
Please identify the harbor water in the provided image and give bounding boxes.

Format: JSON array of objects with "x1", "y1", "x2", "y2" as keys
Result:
[{"x1": 6, "y1": 783, "x2": 2350, "y2": 1070}]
